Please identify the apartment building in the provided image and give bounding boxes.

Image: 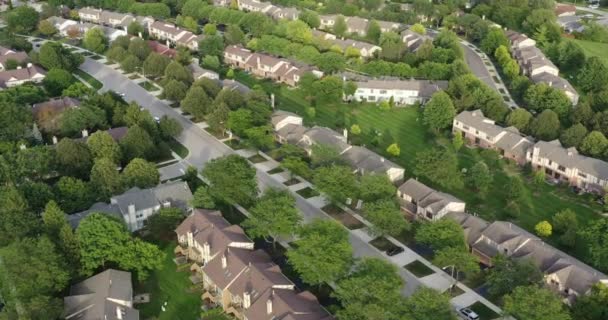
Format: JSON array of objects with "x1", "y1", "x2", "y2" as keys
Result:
[
  {"x1": 271, "y1": 111, "x2": 405, "y2": 182},
  {"x1": 311, "y1": 29, "x2": 381, "y2": 57},
  {"x1": 223, "y1": 45, "x2": 321, "y2": 86},
  {"x1": 70, "y1": 180, "x2": 193, "y2": 231},
  {"x1": 397, "y1": 178, "x2": 466, "y2": 221},
  {"x1": 401, "y1": 29, "x2": 431, "y2": 52},
  {"x1": 349, "y1": 78, "x2": 448, "y2": 105},
  {"x1": 77, "y1": 7, "x2": 154, "y2": 30},
  {"x1": 453, "y1": 110, "x2": 534, "y2": 165},
  {"x1": 148, "y1": 21, "x2": 203, "y2": 50},
  {"x1": 319, "y1": 14, "x2": 401, "y2": 36},
  {"x1": 175, "y1": 209, "x2": 332, "y2": 320},
  {"x1": 235, "y1": 0, "x2": 300, "y2": 20},
  {"x1": 448, "y1": 211, "x2": 608, "y2": 303},
  {"x1": 0, "y1": 64, "x2": 46, "y2": 88},
  {"x1": 0, "y1": 46, "x2": 28, "y2": 70}
]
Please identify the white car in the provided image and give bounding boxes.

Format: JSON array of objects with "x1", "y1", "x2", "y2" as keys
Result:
[
  {"x1": 459, "y1": 307, "x2": 480, "y2": 320},
  {"x1": 154, "y1": 116, "x2": 161, "y2": 123}
]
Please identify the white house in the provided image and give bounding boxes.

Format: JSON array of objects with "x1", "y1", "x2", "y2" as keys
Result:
[
  {"x1": 349, "y1": 79, "x2": 448, "y2": 105},
  {"x1": 397, "y1": 178, "x2": 466, "y2": 221}
]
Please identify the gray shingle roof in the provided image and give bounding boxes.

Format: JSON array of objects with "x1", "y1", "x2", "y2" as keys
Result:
[
  {"x1": 271, "y1": 110, "x2": 301, "y2": 127},
  {"x1": 533, "y1": 140, "x2": 608, "y2": 180},
  {"x1": 341, "y1": 146, "x2": 402, "y2": 174},
  {"x1": 64, "y1": 269, "x2": 138, "y2": 320},
  {"x1": 300, "y1": 126, "x2": 350, "y2": 154},
  {"x1": 398, "y1": 178, "x2": 463, "y2": 214},
  {"x1": 454, "y1": 110, "x2": 505, "y2": 138}
]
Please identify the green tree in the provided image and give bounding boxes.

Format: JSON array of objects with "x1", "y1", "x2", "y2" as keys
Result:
[
  {"x1": 163, "y1": 79, "x2": 188, "y2": 101},
  {"x1": 577, "y1": 57, "x2": 608, "y2": 93},
  {"x1": 164, "y1": 61, "x2": 193, "y2": 85},
  {"x1": 580, "y1": 218, "x2": 608, "y2": 270},
  {"x1": 313, "y1": 165, "x2": 359, "y2": 204},
  {"x1": 122, "y1": 158, "x2": 159, "y2": 189},
  {"x1": 55, "y1": 138, "x2": 93, "y2": 179},
  {"x1": 410, "y1": 23, "x2": 426, "y2": 35},
  {"x1": 415, "y1": 219, "x2": 466, "y2": 251},
  {"x1": 504, "y1": 285, "x2": 571, "y2": 320},
  {"x1": 6, "y1": 6, "x2": 39, "y2": 32},
  {"x1": 191, "y1": 185, "x2": 216, "y2": 209},
  {"x1": 560, "y1": 123, "x2": 588, "y2": 148},
  {"x1": 486, "y1": 255, "x2": 543, "y2": 298},
  {"x1": 127, "y1": 21, "x2": 143, "y2": 35},
  {"x1": 146, "y1": 207, "x2": 184, "y2": 240},
  {"x1": 87, "y1": 130, "x2": 122, "y2": 164},
  {"x1": 39, "y1": 42, "x2": 83, "y2": 71},
  {"x1": 181, "y1": 86, "x2": 211, "y2": 120},
  {"x1": 142, "y1": 52, "x2": 171, "y2": 79},
  {"x1": 285, "y1": 20, "x2": 313, "y2": 44},
  {"x1": 386, "y1": 143, "x2": 400, "y2": 157},
  {"x1": 128, "y1": 38, "x2": 151, "y2": 61},
  {"x1": 42, "y1": 200, "x2": 67, "y2": 241},
  {"x1": 281, "y1": 157, "x2": 312, "y2": 180},
  {"x1": 506, "y1": 108, "x2": 533, "y2": 132},
  {"x1": 414, "y1": 148, "x2": 463, "y2": 189},
  {"x1": 468, "y1": 161, "x2": 492, "y2": 196},
  {"x1": 530, "y1": 109, "x2": 561, "y2": 141},
  {"x1": 366, "y1": 20, "x2": 382, "y2": 43},
  {"x1": 106, "y1": 46, "x2": 128, "y2": 63},
  {"x1": 0, "y1": 186, "x2": 39, "y2": 245},
  {"x1": 224, "y1": 24, "x2": 245, "y2": 45},
  {"x1": 363, "y1": 199, "x2": 410, "y2": 237},
  {"x1": 120, "y1": 125, "x2": 154, "y2": 162},
  {"x1": 452, "y1": 131, "x2": 463, "y2": 151},
  {"x1": 38, "y1": 19, "x2": 57, "y2": 36},
  {"x1": 90, "y1": 157, "x2": 123, "y2": 198},
  {"x1": 199, "y1": 35, "x2": 225, "y2": 57},
  {"x1": 299, "y1": 10, "x2": 320, "y2": 28},
  {"x1": 83, "y1": 27, "x2": 108, "y2": 53},
  {"x1": 552, "y1": 209, "x2": 578, "y2": 234},
  {"x1": 333, "y1": 15, "x2": 347, "y2": 36},
  {"x1": 580, "y1": 131, "x2": 608, "y2": 157},
  {"x1": 76, "y1": 213, "x2": 164, "y2": 281},
  {"x1": 358, "y1": 174, "x2": 396, "y2": 202},
  {"x1": 314, "y1": 52, "x2": 346, "y2": 74},
  {"x1": 242, "y1": 189, "x2": 302, "y2": 245},
  {"x1": 244, "y1": 125, "x2": 274, "y2": 149},
  {"x1": 54, "y1": 176, "x2": 93, "y2": 213},
  {"x1": 159, "y1": 116, "x2": 182, "y2": 139},
  {"x1": 481, "y1": 27, "x2": 508, "y2": 55},
  {"x1": 202, "y1": 155, "x2": 258, "y2": 207},
  {"x1": 403, "y1": 287, "x2": 457, "y2": 320},
  {"x1": 120, "y1": 54, "x2": 142, "y2": 73},
  {"x1": 0, "y1": 236, "x2": 69, "y2": 319},
  {"x1": 433, "y1": 246, "x2": 480, "y2": 279},
  {"x1": 423, "y1": 91, "x2": 456, "y2": 133},
  {"x1": 572, "y1": 283, "x2": 608, "y2": 320},
  {"x1": 287, "y1": 219, "x2": 353, "y2": 285},
  {"x1": 535, "y1": 220, "x2": 552, "y2": 237}
]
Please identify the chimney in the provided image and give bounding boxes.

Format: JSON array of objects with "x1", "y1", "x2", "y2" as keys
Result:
[
  {"x1": 128, "y1": 204, "x2": 135, "y2": 214},
  {"x1": 380, "y1": 157, "x2": 385, "y2": 163},
  {"x1": 266, "y1": 297, "x2": 273, "y2": 315},
  {"x1": 549, "y1": 81, "x2": 553, "y2": 86},
  {"x1": 271, "y1": 93, "x2": 275, "y2": 109},
  {"x1": 27, "y1": 63, "x2": 32, "y2": 68},
  {"x1": 116, "y1": 306, "x2": 123, "y2": 320},
  {"x1": 221, "y1": 255, "x2": 227, "y2": 269},
  {"x1": 343, "y1": 128, "x2": 348, "y2": 140},
  {"x1": 243, "y1": 292, "x2": 251, "y2": 309},
  {"x1": 52, "y1": 136, "x2": 58, "y2": 144},
  {"x1": 81, "y1": 129, "x2": 89, "y2": 137}
]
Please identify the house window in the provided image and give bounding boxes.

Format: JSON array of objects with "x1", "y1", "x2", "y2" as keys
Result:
[
  {"x1": 578, "y1": 172, "x2": 587, "y2": 178},
  {"x1": 368, "y1": 96, "x2": 376, "y2": 101},
  {"x1": 463, "y1": 125, "x2": 469, "y2": 130},
  {"x1": 380, "y1": 90, "x2": 387, "y2": 94},
  {"x1": 558, "y1": 165, "x2": 566, "y2": 172},
  {"x1": 548, "y1": 160, "x2": 553, "y2": 165}
]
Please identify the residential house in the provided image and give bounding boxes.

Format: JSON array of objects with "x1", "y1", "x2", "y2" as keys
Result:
[
  {"x1": 341, "y1": 146, "x2": 404, "y2": 182},
  {"x1": 47, "y1": 16, "x2": 78, "y2": 37},
  {"x1": 63, "y1": 269, "x2": 139, "y2": 320},
  {"x1": 147, "y1": 40, "x2": 177, "y2": 58},
  {"x1": 513, "y1": 46, "x2": 559, "y2": 77},
  {"x1": 223, "y1": 45, "x2": 321, "y2": 86},
  {"x1": 311, "y1": 29, "x2": 337, "y2": 40},
  {"x1": 221, "y1": 79, "x2": 252, "y2": 95},
  {"x1": 76, "y1": 127, "x2": 129, "y2": 143},
  {"x1": 77, "y1": 7, "x2": 103, "y2": 23},
  {"x1": 397, "y1": 178, "x2": 465, "y2": 221},
  {"x1": 70, "y1": 180, "x2": 193, "y2": 231},
  {"x1": 214, "y1": 0, "x2": 232, "y2": 6},
  {"x1": 557, "y1": 15, "x2": 585, "y2": 33},
  {"x1": 175, "y1": 209, "x2": 332, "y2": 320},
  {"x1": 319, "y1": 15, "x2": 400, "y2": 36},
  {"x1": 268, "y1": 6, "x2": 299, "y2": 20},
  {"x1": 238, "y1": 0, "x2": 273, "y2": 13},
  {"x1": 32, "y1": 97, "x2": 80, "y2": 134},
  {"x1": 148, "y1": 21, "x2": 202, "y2": 50},
  {"x1": 0, "y1": 64, "x2": 46, "y2": 88},
  {"x1": 329, "y1": 38, "x2": 381, "y2": 58},
  {"x1": 188, "y1": 59, "x2": 219, "y2": 80},
  {"x1": 452, "y1": 110, "x2": 534, "y2": 165},
  {"x1": 100, "y1": 11, "x2": 132, "y2": 28},
  {"x1": 530, "y1": 72, "x2": 579, "y2": 105},
  {"x1": 349, "y1": 78, "x2": 448, "y2": 105},
  {"x1": 401, "y1": 29, "x2": 431, "y2": 52},
  {"x1": 506, "y1": 30, "x2": 536, "y2": 50},
  {"x1": 0, "y1": 49, "x2": 28, "y2": 70},
  {"x1": 78, "y1": 8, "x2": 154, "y2": 30},
  {"x1": 527, "y1": 140, "x2": 608, "y2": 193},
  {"x1": 377, "y1": 20, "x2": 401, "y2": 33},
  {"x1": 296, "y1": 126, "x2": 351, "y2": 155},
  {"x1": 555, "y1": 3, "x2": 576, "y2": 17},
  {"x1": 447, "y1": 211, "x2": 608, "y2": 303},
  {"x1": 271, "y1": 110, "x2": 303, "y2": 131}
]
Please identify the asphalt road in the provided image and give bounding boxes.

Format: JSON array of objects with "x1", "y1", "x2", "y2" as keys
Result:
[{"x1": 80, "y1": 58, "x2": 424, "y2": 296}]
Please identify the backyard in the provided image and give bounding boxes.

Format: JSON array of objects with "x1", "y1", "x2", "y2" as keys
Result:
[
  {"x1": 136, "y1": 243, "x2": 202, "y2": 320},
  {"x1": 570, "y1": 39, "x2": 608, "y2": 65},
  {"x1": 235, "y1": 71, "x2": 603, "y2": 267}
]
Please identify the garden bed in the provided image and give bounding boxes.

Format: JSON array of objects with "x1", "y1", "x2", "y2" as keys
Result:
[
  {"x1": 404, "y1": 260, "x2": 434, "y2": 278},
  {"x1": 128, "y1": 74, "x2": 140, "y2": 79},
  {"x1": 448, "y1": 285, "x2": 465, "y2": 298},
  {"x1": 369, "y1": 237, "x2": 396, "y2": 252},
  {"x1": 469, "y1": 301, "x2": 500, "y2": 320},
  {"x1": 168, "y1": 139, "x2": 189, "y2": 158},
  {"x1": 139, "y1": 81, "x2": 159, "y2": 92},
  {"x1": 267, "y1": 167, "x2": 284, "y2": 174},
  {"x1": 248, "y1": 154, "x2": 267, "y2": 163},
  {"x1": 283, "y1": 178, "x2": 300, "y2": 186},
  {"x1": 74, "y1": 69, "x2": 102, "y2": 89},
  {"x1": 296, "y1": 187, "x2": 319, "y2": 199},
  {"x1": 224, "y1": 139, "x2": 245, "y2": 150}
]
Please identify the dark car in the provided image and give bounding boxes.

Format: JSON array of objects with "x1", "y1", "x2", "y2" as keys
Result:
[{"x1": 386, "y1": 246, "x2": 404, "y2": 256}]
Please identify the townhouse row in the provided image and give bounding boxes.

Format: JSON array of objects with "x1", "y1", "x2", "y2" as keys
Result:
[
  {"x1": 319, "y1": 14, "x2": 401, "y2": 37},
  {"x1": 175, "y1": 209, "x2": 333, "y2": 320},
  {"x1": 506, "y1": 30, "x2": 579, "y2": 105},
  {"x1": 48, "y1": 16, "x2": 128, "y2": 41},
  {"x1": 224, "y1": 45, "x2": 322, "y2": 86},
  {"x1": 271, "y1": 110, "x2": 405, "y2": 182},
  {"x1": 453, "y1": 109, "x2": 608, "y2": 193},
  {"x1": 397, "y1": 178, "x2": 608, "y2": 304},
  {"x1": 311, "y1": 29, "x2": 381, "y2": 58}
]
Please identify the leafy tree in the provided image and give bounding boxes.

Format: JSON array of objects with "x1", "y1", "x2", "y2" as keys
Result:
[
  {"x1": 314, "y1": 52, "x2": 346, "y2": 73},
  {"x1": 481, "y1": 27, "x2": 508, "y2": 55},
  {"x1": 6, "y1": 5, "x2": 39, "y2": 32},
  {"x1": 287, "y1": 219, "x2": 352, "y2": 285},
  {"x1": 128, "y1": 38, "x2": 151, "y2": 61},
  {"x1": 54, "y1": 176, "x2": 93, "y2": 213},
  {"x1": 486, "y1": 255, "x2": 543, "y2": 298},
  {"x1": 524, "y1": 83, "x2": 572, "y2": 117},
  {"x1": 56, "y1": 138, "x2": 93, "y2": 179},
  {"x1": 0, "y1": 186, "x2": 39, "y2": 245},
  {"x1": 580, "y1": 131, "x2": 608, "y2": 157},
  {"x1": 159, "y1": 116, "x2": 182, "y2": 139},
  {"x1": 38, "y1": 19, "x2": 57, "y2": 36},
  {"x1": 299, "y1": 10, "x2": 320, "y2": 28},
  {"x1": 163, "y1": 79, "x2": 188, "y2": 102},
  {"x1": 414, "y1": 148, "x2": 463, "y2": 189},
  {"x1": 120, "y1": 54, "x2": 141, "y2": 73},
  {"x1": 43, "y1": 68, "x2": 75, "y2": 97},
  {"x1": 334, "y1": 258, "x2": 403, "y2": 319},
  {"x1": 468, "y1": 161, "x2": 492, "y2": 196},
  {"x1": 83, "y1": 27, "x2": 108, "y2": 53},
  {"x1": 181, "y1": 86, "x2": 211, "y2": 120},
  {"x1": 90, "y1": 157, "x2": 123, "y2": 199},
  {"x1": 530, "y1": 109, "x2": 561, "y2": 141},
  {"x1": 87, "y1": 130, "x2": 122, "y2": 164},
  {"x1": 122, "y1": 158, "x2": 159, "y2": 189},
  {"x1": 164, "y1": 61, "x2": 193, "y2": 85},
  {"x1": 146, "y1": 207, "x2": 184, "y2": 240},
  {"x1": 127, "y1": 21, "x2": 143, "y2": 35},
  {"x1": 285, "y1": 20, "x2": 313, "y2": 44},
  {"x1": 363, "y1": 199, "x2": 410, "y2": 237},
  {"x1": 191, "y1": 185, "x2": 216, "y2": 209},
  {"x1": 452, "y1": 131, "x2": 464, "y2": 151},
  {"x1": 350, "y1": 124, "x2": 361, "y2": 135},
  {"x1": 415, "y1": 219, "x2": 465, "y2": 251},
  {"x1": 577, "y1": 57, "x2": 608, "y2": 93},
  {"x1": 504, "y1": 285, "x2": 571, "y2": 320},
  {"x1": 366, "y1": 20, "x2": 382, "y2": 43},
  {"x1": 434, "y1": 246, "x2": 479, "y2": 278},
  {"x1": 403, "y1": 287, "x2": 457, "y2": 320},
  {"x1": 410, "y1": 23, "x2": 426, "y2": 35},
  {"x1": 202, "y1": 155, "x2": 258, "y2": 207},
  {"x1": 77, "y1": 213, "x2": 164, "y2": 281},
  {"x1": 580, "y1": 218, "x2": 608, "y2": 271},
  {"x1": 313, "y1": 165, "x2": 359, "y2": 204},
  {"x1": 535, "y1": 220, "x2": 552, "y2": 237},
  {"x1": 244, "y1": 125, "x2": 274, "y2": 149},
  {"x1": 60, "y1": 105, "x2": 107, "y2": 137},
  {"x1": 311, "y1": 143, "x2": 341, "y2": 167},
  {"x1": 552, "y1": 209, "x2": 578, "y2": 234},
  {"x1": 243, "y1": 189, "x2": 301, "y2": 244},
  {"x1": 39, "y1": 42, "x2": 83, "y2": 71},
  {"x1": 312, "y1": 75, "x2": 344, "y2": 103},
  {"x1": 358, "y1": 174, "x2": 396, "y2": 202},
  {"x1": 506, "y1": 109, "x2": 533, "y2": 132},
  {"x1": 18, "y1": 181, "x2": 53, "y2": 213},
  {"x1": 386, "y1": 143, "x2": 400, "y2": 157},
  {"x1": 333, "y1": 15, "x2": 347, "y2": 36},
  {"x1": 281, "y1": 157, "x2": 312, "y2": 180},
  {"x1": 142, "y1": 53, "x2": 170, "y2": 79},
  {"x1": 572, "y1": 283, "x2": 608, "y2": 320},
  {"x1": 239, "y1": 12, "x2": 273, "y2": 37},
  {"x1": 119, "y1": 126, "x2": 153, "y2": 162},
  {"x1": 42, "y1": 200, "x2": 79, "y2": 265},
  {"x1": 199, "y1": 35, "x2": 225, "y2": 57},
  {"x1": 106, "y1": 46, "x2": 128, "y2": 63},
  {"x1": 423, "y1": 91, "x2": 456, "y2": 133},
  {"x1": 224, "y1": 24, "x2": 245, "y2": 45},
  {"x1": 0, "y1": 236, "x2": 69, "y2": 319}
]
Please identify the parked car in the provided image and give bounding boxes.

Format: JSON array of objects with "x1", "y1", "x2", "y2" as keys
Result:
[
  {"x1": 386, "y1": 246, "x2": 404, "y2": 256},
  {"x1": 459, "y1": 308, "x2": 479, "y2": 320}
]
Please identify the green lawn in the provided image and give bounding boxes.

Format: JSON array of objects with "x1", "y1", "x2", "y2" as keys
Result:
[
  {"x1": 74, "y1": 69, "x2": 103, "y2": 89},
  {"x1": 139, "y1": 81, "x2": 160, "y2": 91},
  {"x1": 404, "y1": 260, "x2": 435, "y2": 278},
  {"x1": 168, "y1": 138, "x2": 189, "y2": 158},
  {"x1": 570, "y1": 39, "x2": 608, "y2": 66},
  {"x1": 235, "y1": 71, "x2": 603, "y2": 268},
  {"x1": 136, "y1": 243, "x2": 202, "y2": 320}
]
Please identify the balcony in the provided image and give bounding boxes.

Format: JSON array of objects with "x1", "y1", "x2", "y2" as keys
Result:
[
  {"x1": 225, "y1": 302, "x2": 244, "y2": 318},
  {"x1": 202, "y1": 290, "x2": 221, "y2": 304}
]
